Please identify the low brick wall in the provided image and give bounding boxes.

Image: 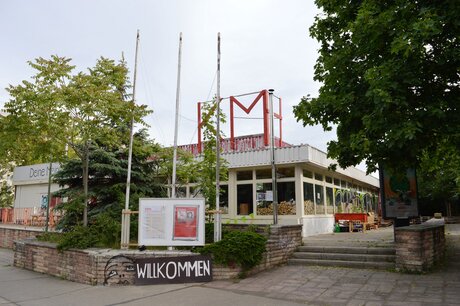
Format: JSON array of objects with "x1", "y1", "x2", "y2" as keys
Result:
[
  {"x1": 394, "y1": 224, "x2": 445, "y2": 272},
  {"x1": 0, "y1": 226, "x2": 42, "y2": 249},
  {"x1": 13, "y1": 224, "x2": 302, "y2": 285},
  {"x1": 14, "y1": 239, "x2": 199, "y2": 285},
  {"x1": 215, "y1": 224, "x2": 303, "y2": 279}
]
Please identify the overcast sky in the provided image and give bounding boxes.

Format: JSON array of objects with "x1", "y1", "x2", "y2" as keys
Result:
[{"x1": 1, "y1": 0, "x2": 340, "y2": 157}]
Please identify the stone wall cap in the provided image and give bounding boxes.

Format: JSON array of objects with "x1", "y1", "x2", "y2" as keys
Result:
[
  {"x1": 270, "y1": 224, "x2": 302, "y2": 229},
  {"x1": 395, "y1": 223, "x2": 445, "y2": 232}
]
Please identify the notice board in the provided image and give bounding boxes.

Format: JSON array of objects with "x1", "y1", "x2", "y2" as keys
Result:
[{"x1": 138, "y1": 198, "x2": 205, "y2": 246}]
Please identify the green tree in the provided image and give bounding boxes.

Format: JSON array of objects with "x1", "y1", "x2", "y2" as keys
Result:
[
  {"x1": 1, "y1": 55, "x2": 151, "y2": 225},
  {"x1": 0, "y1": 161, "x2": 14, "y2": 208},
  {"x1": 196, "y1": 98, "x2": 228, "y2": 210},
  {"x1": 53, "y1": 129, "x2": 166, "y2": 238},
  {"x1": 294, "y1": 1, "x2": 460, "y2": 174},
  {"x1": 417, "y1": 140, "x2": 460, "y2": 215},
  {"x1": 0, "y1": 179, "x2": 13, "y2": 208}
]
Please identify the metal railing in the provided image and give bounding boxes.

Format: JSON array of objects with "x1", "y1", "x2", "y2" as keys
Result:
[{"x1": 0, "y1": 207, "x2": 61, "y2": 228}]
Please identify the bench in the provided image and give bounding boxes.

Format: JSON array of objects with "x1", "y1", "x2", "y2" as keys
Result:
[{"x1": 335, "y1": 213, "x2": 369, "y2": 232}]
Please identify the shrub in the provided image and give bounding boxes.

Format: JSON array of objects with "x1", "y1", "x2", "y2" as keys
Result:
[
  {"x1": 55, "y1": 212, "x2": 121, "y2": 251},
  {"x1": 199, "y1": 230, "x2": 267, "y2": 271},
  {"x1": 56, "y1": 226, "x2": 97, "y2": 251}
]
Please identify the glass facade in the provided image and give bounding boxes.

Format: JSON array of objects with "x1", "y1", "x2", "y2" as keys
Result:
[{"x1": 183, "y1": 165, "x2": 378, "y2": 218}]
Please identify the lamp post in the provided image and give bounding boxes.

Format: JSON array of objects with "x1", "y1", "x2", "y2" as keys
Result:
[{"x1": 269, "y1": 89, "x2": 278, "y2": 225}]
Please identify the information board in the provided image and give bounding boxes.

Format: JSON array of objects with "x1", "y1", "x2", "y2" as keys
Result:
[
  {"x1": 380, "y1": 168, "x2": 418, "y2": 219},
  {"x1": 138, "y1": 198, "x2": 205, "y2": 246}
]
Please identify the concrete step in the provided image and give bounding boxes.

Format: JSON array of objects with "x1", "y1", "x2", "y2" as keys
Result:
[
  {"x1": 291, "y1": 252, "x2": 395, "y2": 263},
  {"x1": 288, "y1": 258, "x2": 395, "y2": 270},
  {"x1": 301, "y1": 239, "x2": 394, "y2": 248},
  {"x1": 297, "y1": 245, "x2": 395, "y2": 255}
]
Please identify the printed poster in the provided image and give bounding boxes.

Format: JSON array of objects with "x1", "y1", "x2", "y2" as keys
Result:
[
  {"x1": 380, "y1": 168, "x2": 418, "y2": 218},
  {"x1": 173, "y1": 206, "x2": 198, "y2": 240},
  {"x1": 141, "y1": 205, "x2": 166, "y2": 240}
]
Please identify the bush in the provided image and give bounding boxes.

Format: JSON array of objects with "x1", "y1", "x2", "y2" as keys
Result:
[
  {"x1": 199, "y1": 230, "x2": 267, "y2": 271},
  {"x1": 56, "y1": 226, "x2": 97, "y2": 251},
  {"x1": 55, "y1": 212, "x2": 121, "y2": 251}
]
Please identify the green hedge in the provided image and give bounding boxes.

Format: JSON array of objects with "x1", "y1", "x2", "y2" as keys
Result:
[{"x1": 198, "y1": 230, "x2": 267, "y2": 271}]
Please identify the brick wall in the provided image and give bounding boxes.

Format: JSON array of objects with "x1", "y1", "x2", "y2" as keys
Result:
[
  {"x1": 214, "y1": 224, "x2": 303, "y2": 279},
  {"x1": 394, "y1": 224, "x2": 445, "y2": 272},
  {"x1": 13, "y1": 224, "x2": 302, "y2": 285},
  {"x1": 14, "y1": 240, "x2": 201, "y2": 285},
  {"x1": 0, "y1": 227, "x2": 42, "y2": 249}
]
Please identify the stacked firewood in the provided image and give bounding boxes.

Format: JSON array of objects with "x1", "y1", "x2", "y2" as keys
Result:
[{"x1": 256, "y1": 201, "x2": 296, "y2": 215}]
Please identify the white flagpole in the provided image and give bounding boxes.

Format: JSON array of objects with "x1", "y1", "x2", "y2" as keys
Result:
[
  {"x1": 121, "y1": 29, "x2": 140, "y2": 249},
  {"x1": 172, "y1": 32, "x2": 183, "y2": 199}
]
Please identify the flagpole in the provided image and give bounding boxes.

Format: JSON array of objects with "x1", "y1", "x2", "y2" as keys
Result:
[
  {"x1": 121, "y1": 29, "x2": 140, "y2": 249},
  {"x1": 214, "y1": 32, "x2": 222, "y2": 242},
  {"x1": 172, "y1": 32, "x2": 183, "y2": 199}
]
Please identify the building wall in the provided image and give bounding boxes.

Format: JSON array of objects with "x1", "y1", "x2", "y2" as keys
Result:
[
  {"x1": 14, "y1": 183, "x2": 61, "y2": 209},
  {"x1": 13, "y1": 163, "x2": 62, "y2": 210},
  {"x1": 301, "y1": 216, "x2": 335, "y2": 237}
]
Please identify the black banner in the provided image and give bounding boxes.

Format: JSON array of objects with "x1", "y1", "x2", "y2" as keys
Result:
[{"x1": 134, "y1": 255, "x2": 213, "y2": 285}]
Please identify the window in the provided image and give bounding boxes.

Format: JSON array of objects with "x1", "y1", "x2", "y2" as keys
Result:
[
  {"x1": 218, "y1": 185, "x2": 229, "y2": 214},
  {"x1": 315, "y1": 173, "x2": 323, "y2": 181},
  {"x1": 277, "y1": 167, "x2": 294, "y2": 178},
  {"x1": 334, "y1": 178, "x2": 340, "y2": 186},
  {"x1": 303, "y1": 182, "x2": 314, "y2": 215},
  {"x1": 303, "y1": 170, "x2": 313, "y2": 178},
  {"x1": 256, "y1": 169, "x2": 271, "y2": 179},
  {"x1": 256, "y1": 183, "x2": 272, "y2": 215},
  {"x1": 277, "y1": 182, "x2": 296, "y2": 215},
  {"x1": 326, "y1": 187, "x2": 334, "y2": 214},
  {"x1": 256, "y1": 182, "x2": 296, "y2": 215},
  {"x1": 315, "y1": 184, "x2": 324, "y2": 214},
  {"x1": 326, "y1": 176, "x2": 333, "y2": 184},
  {"x1": 237, "y1": 184, "x2": 253, "y2": 215},
  {"x1": 237, "y1": 170, "x2": 252, "y2": 181}
]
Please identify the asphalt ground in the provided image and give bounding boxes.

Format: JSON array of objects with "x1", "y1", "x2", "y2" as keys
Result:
[{"x1": 1, "y1": 224, "x2": 459, "y2": 306}]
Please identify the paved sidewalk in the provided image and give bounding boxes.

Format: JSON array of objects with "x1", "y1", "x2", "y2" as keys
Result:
[
  {"x1": 1, "y1": 225, "x2": 459, "y2": 305},
  {"x1": 0, "y1": 250, "x2": 301, "y2": 306},
  {"x1": 205, "y1": 224, "x2": 460, "y2": 306}
]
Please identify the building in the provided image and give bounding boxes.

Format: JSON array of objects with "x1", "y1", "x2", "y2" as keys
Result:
[
  {"x1": 178, "y1": 135, "x2": 379, "y2": 237},
  {"x1": 9, "y1": 163, "x2": 61, "y2": 224}
]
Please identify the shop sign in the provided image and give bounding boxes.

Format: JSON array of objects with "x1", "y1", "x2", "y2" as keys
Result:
[
  {"x1": 134, "y1": 255, "x2": 212, "y2": 285},
  {"x1": 13, "y1": 163, "x2": 60, "y2": 183}
]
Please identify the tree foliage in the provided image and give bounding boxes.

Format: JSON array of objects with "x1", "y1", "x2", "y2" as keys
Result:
[
  {"x1": 0, "y1": 161, "x2": 14, "y2": 208},
  {"x1": 1, "y1": 55, "x2": 151, "y2": 225},
  {"x1": 53, "y1": 129, "x2": 166, "y2": 235},
  {"x1": 196, "y1": 98, "x2": 228, "y2": 209},
  {"x1": 417, "y1": 140, "x2": 460, "y2": 212},
  {"x1": 294, "y1": 1, "x2": 460, "y2": 173}
]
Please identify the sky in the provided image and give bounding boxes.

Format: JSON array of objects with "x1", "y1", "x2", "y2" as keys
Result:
[{"x1": 1, "y1": 0, "x2": 342, "y2": 163}]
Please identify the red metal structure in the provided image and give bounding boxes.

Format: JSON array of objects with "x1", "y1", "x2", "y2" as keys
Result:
[{"x1": 197, "y1": 90, "x2": 283, "y2": 154}]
